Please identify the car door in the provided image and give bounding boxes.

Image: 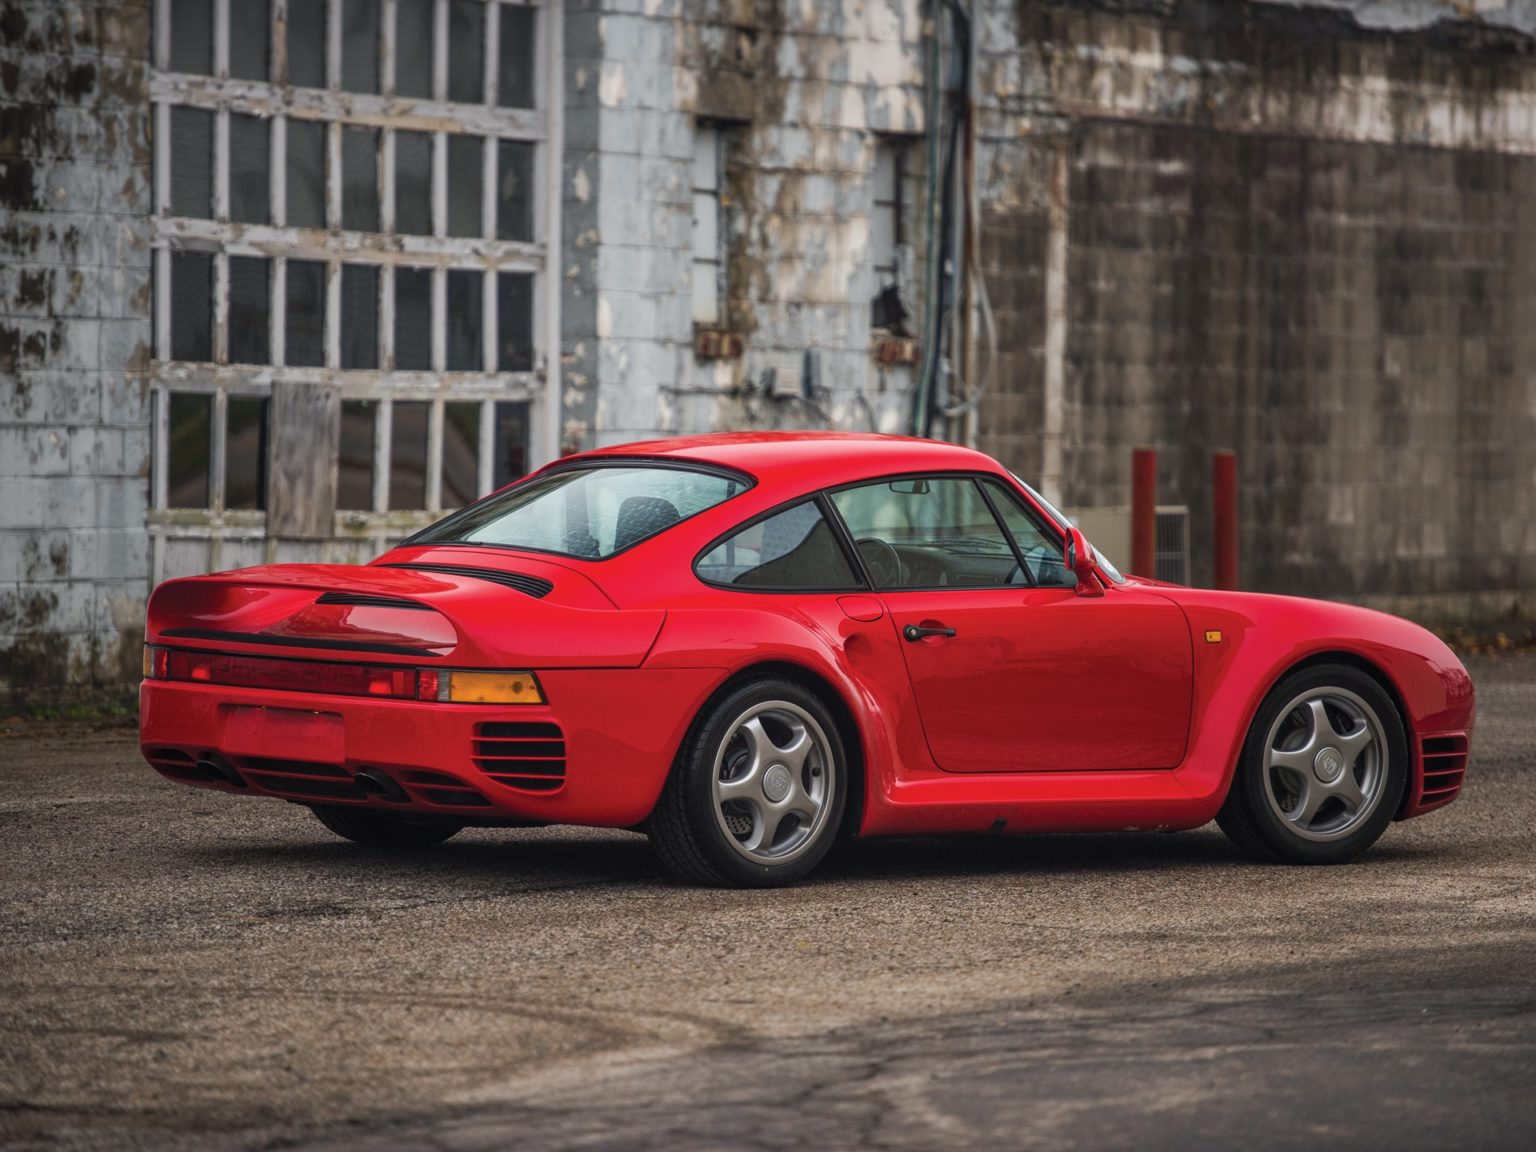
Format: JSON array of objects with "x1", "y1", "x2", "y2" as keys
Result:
[{"x1": 827, "y1": 474, "x2": 1193, "y2": 773}]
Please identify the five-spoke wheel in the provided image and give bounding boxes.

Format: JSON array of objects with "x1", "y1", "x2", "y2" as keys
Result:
[
  {"x1": 649, "y1": 678, "x2": 846, "y2": 886},
  {"x1": 1219, "y1": 663, "x2": 1407, "y2": 864}
]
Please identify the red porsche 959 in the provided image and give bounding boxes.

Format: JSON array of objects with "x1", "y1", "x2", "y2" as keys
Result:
[{"x1": 140, "y1": 432, "x2": 1474, "y2": 886}]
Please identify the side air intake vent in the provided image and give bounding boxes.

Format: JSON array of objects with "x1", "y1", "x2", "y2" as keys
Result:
[
  {"x1": 474, "y1": 721, "x2": 566, "y2": 793},
  {"x1": 379, "y1": 563, "x2": 554, "y2": 599}
]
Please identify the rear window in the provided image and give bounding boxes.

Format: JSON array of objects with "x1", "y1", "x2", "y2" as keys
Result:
[{"x1": 408, "y1": 464, "x2": 748, "y2": 559}]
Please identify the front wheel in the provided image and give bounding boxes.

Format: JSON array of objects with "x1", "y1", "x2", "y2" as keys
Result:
[
  {"x1": 648, "y1": 678, "x2": 847, "y2": 887},
  {"x1": 1218, "y1": 663, "x2": 1407, "y2": 864},
  {"x1": 310, "y1": 805, "x2": 463, "y2": 849}
]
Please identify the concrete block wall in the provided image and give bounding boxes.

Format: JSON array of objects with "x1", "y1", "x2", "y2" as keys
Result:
[
  {"x1": 564, "y1": 0, "x2": 928, "y2": 451},
  {"x1": 1, "y1": 0, "x2": 153, "y2": 708}
]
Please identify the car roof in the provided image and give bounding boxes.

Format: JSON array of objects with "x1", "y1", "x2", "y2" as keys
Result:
[{"x1": 563, "y1": 431, "x2": 1001, "y2": 489}]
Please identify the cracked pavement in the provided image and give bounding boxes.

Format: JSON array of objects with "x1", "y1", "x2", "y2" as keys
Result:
[{"x1": 2, "y1": 656, "x2": 1534, "y2": 1150}]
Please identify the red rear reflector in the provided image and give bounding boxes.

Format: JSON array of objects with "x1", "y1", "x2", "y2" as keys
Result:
[{"x1": 161, "y1": 649, "x2": 423, "y2": 699}]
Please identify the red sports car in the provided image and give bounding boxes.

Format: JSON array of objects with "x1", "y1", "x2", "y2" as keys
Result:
[{"x1": 140, "y1": 432, "x2": 1474, "y2": 886}]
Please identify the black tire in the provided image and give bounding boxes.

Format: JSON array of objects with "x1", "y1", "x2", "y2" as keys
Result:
[
  {"x1": 1218, "y1": 663, "x2": 1408, "y2": 864},
  {"x1": 649, "y1": 678, "x2": 848, "y2": 887},
  {"x1": 309, "y1": 805, "x2": 463, "y2": 848}
]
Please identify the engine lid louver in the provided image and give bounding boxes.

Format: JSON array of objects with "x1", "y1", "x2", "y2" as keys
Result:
[{"x1": 379, "y1": 563, "x2": 555, "y2": 599}]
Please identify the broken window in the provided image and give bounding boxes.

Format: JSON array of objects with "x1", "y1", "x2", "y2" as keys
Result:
[
  {"x1": 498, "y1": 5, "x2": 536, "y2": 109},
  {"x1": 229, "y1": 1, "x2": 271, "y2": 83},
  {"x1": 394, "y1": 268, "x2": 432, "y2": 371},
  {"x1": 340, "y1": 265, "x2": 379, "y2": 369},
  {"x1": 170, "y1": 251, "x2": 213, "y2": 362},
  {"x1": 286, "y1": 118, "x2": 327, "y2": 229},
  {"x1": 225, "y1": 396, "x2": 270, "y2": 511},
  {"x1": 341, "y1": 0, "x2": 381, "y2": 94},
  {"x1": 497, "y1": 272, "x2": 533, "y2": 372},
  {"x1": 395, "y1": 0, "x2": 434, "y2": 98},
  {"x1": 390, "y1": 400, "x2": 430, "y2": 510},
  {"x1": 342, "y1": 127, "x2": 380, "y2": 233},
  {"x1": 395, "y1": 131, "x2": 433, "y2": 236},
  {"x1": 692, "y1": 124, "x2": 724, "y2": 326},
  {"x1": 448, "y1": 1, "x2": 486, "y2": 104},
  {"x1": 496, "y1": 141, "x2": 534, "y2": 241},
  {"x1": 442, "y1": 402, "x2": 481, "y2": 509},
  {"x1": 337, "y1": 400, "x2": 378, "y2": 510},
  {"x1": 170, "y1": 106, "x2": 213, "y2": 219},
  {"x1": 229, "y1": 114, "x2": 270, "y2": 225},
  {"x1": 447, "y1": 135, "x2": 483, "y2": 238},
  {"x1": 285, "y1": 259, "x2": 326, "y2": 368},
  {"x1": 870, "y1": 141, "x2": 912, "y2": 334},
  {"x1": 228, "y1": 256, "x2": 271, "y2": 365},
  {"x1": 287, "y1": 1, "x2": 327, "y2": 88}
]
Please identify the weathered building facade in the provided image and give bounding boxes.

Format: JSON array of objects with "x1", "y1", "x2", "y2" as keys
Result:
[{"x1": 4, "y1": 0, "x2": 1536, "y2": 707}]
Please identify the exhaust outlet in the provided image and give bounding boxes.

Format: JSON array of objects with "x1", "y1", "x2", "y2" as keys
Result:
[
  {"x1": 353, "y1": 768, "x2": 409, "y2": 803},
  {"x1": 197, "y1": 755, "x2": 246, "y2": 788}
]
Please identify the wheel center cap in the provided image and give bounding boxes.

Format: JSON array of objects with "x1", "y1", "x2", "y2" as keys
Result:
[
  {"x1": 763, "y1": 764, "x2": 792, "y2": 802},
  {"x1": 1314, "y1": 746, "x2": 1344, "y2": 783}
]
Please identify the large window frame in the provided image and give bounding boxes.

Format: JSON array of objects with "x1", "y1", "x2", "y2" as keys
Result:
[{"x1": 147, "y1": 0, "x2": 562, "y2": 580}]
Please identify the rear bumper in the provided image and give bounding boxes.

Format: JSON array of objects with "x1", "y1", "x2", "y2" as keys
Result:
[{"x1": 139, "y1": 666, "x2": 725, "y2": 827}]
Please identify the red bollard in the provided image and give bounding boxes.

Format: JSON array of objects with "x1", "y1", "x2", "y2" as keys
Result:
[
  {"x1": 1213, "y1": 450, "x2": 1238, "y2": 590},
  {"x1": 1132, "y1": 448, "x2": 1156, "y2": 579}
]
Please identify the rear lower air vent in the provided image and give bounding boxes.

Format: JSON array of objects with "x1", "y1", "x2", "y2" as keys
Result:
[
  {"x1": 474, "y1": 721, "x2": 566, "y2": 793},
  {"x1": 1419, "y1": 734, "x2": 1469, "y2": 807},
  {"x1": 380, "y1": 563, "x2": 554, "y2": 599}
]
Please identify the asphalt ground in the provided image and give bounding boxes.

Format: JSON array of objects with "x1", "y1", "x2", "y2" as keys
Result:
[{"x1": 2, "y1": 656, "x2": 1533, "y2": 1150}]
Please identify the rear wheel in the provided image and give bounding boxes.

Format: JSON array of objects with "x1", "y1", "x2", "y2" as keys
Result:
[
  {"x1": 309, "y1": 805, "x2": 463, "y2": 848},
  {"x1": 1218, "y1": 663, "x2": 1407, "y2": 864},
  {"x1": 649, "y1": 678, "x2": 847, "y2": 887}
]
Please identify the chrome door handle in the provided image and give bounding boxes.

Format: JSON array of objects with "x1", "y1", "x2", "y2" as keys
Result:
[{"x1": 903, "y1": 624, "x2": 956, "y2": 641}]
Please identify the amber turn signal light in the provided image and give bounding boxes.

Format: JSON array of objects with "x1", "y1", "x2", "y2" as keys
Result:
[{"x1": 425, "y1": 671, "x2": 545, "y2": 705}]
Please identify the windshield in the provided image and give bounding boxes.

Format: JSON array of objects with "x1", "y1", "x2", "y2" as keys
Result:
[
  {"x1": 407, "y1": 464, "x2": 749, "y2": 559},
  {"x1": 1009, "y1": 472, "x2": 1127, "y2": 585}
]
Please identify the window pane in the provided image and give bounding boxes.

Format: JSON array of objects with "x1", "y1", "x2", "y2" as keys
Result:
[
  {"x1": 696, "y1": 501, "x2": 858, "y2": 589},
  {"x1": 496, "y1": 272, "x2": 533, "y2": 371},
  {"x1": 496, "y1": 141, "x2": 534, "y2": 242},
  {"x1": 498, "y1": 5, "x2": 536, "y2": 109},
  {"x1": 287, "y1": 0, "x2": 326, "y2": 87},
  {"x1": 342, "y1": 126, "x2": 380, "y2": 232},
  {"x1": 285, "y1": 259, "x2": 326, "y2": 367},
  {"x1": 395, "y1": 0, "x2": 434, "y2": 97},
  {"x1": 341, "y1": 0, "x2": 380, "y2": 94},
  {"x1": 982, "y1": 479, "x2": 1075, "y2": 589},
  {"x1": 447, "y1": 0, "x2": 484, "y2": 104},
  {"x1": 170, "y1": 106, "x2": 213, "y2": 219},
  {"x1": 228, "y1": 256, "x2": 271, "y2": 365},
  {"x1": 340, "y1": 264, "x2": 379, "y2": 368},
  {"x1": 394, "y1": 267, "x2": 432, "y2": 370},
  {"x1": 170, "y1": 251, "x2": 213, "y2": 361},
  {"x1": 442, "y1": 402, "x2": 480, "y2": 508},
  {"x1": 286, "y1": 118, "x2": 326, "y2": 228},
  {"x1": 447, "y1": 135, "x2": 482, "y2": 238},
  {"x1": 389, "y1": 400, "x2": 429, "y2": 510},
  {"x1": 229, "y1": 114, "x2": 271, "y2": 224},
  {"x1": 830, "y1": 477, "x2": 1015, "y2": 590},
  {"x1": 338, "y1": 399, "x2": 376, "y2": 510},
  {"x1": 167, "y1": 393, "x2": 212, "y2": 508},
  {"x1": 413, "y1": 466, "x2": 747, "y2": 557},
  {"x1": 169, "y1": 0, "x2": 212, "y2": 74},
  {"x1": 229, "y1": 0, "x2": 271, "y2": 82},
  {"x1": 225, "y1": 396, "x2": 269, "y2": 511},
  {"x1": 493, "y1": 402, "x2": 529, "y2": 489},
  {"x1": 394, "y1": 130, "x2": 432, "y2": 235},
  {"x1": 446, "y1": 270, "x2": 482, "y2": 371}
]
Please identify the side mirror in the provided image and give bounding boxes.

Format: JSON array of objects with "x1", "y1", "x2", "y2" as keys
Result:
[{"x1": 1064, "y1": 526, "x2": 1105, "y2": 598}]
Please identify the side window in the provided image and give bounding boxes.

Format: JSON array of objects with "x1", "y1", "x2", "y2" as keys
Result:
[
  {"x1": 829, "y1": 477, "x2": 1015, "y2": 589},
  {"x1": 696, "y1": 501, "x2": 860, "y2": 590},
  {"x1": 982, "y1": 479, "x2": 1075, "y2": 589}
]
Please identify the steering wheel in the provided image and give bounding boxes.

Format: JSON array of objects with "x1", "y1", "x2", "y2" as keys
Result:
[{"x1": 855, "y1": 537, "x2": 905, "y2": 588}]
